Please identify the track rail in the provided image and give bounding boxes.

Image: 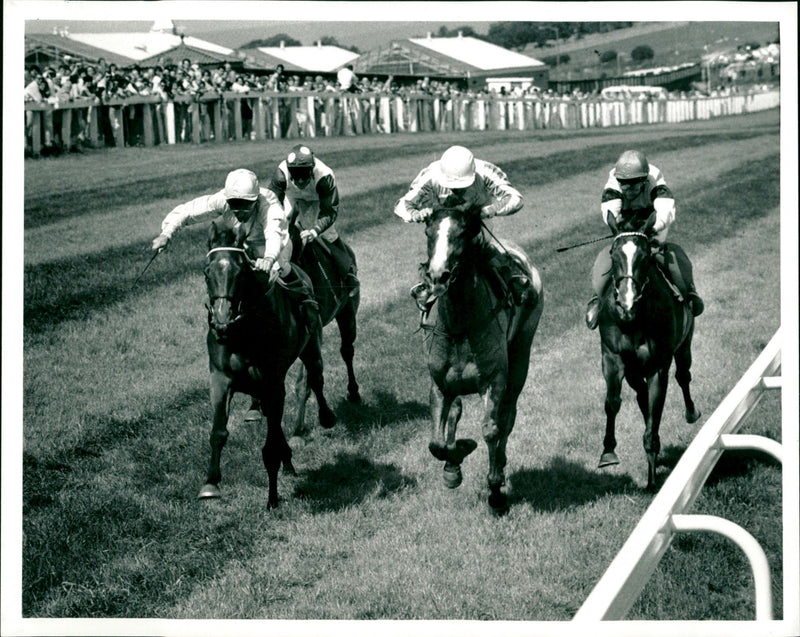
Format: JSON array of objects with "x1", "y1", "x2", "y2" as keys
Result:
[{"x1": 573, "y1": 328, "x2": 783, "y2": 622}]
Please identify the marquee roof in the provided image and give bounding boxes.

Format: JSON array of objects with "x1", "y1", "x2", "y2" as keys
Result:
[
  {"x1": 242, "y1": 45, "x2": 360, "y2": 73},
  {"x1": 354, "y1": 35, "x2": 545, "y2": 78}
]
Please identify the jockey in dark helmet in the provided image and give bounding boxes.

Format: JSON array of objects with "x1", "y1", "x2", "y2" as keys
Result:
[
  {"x1": 267, "y1": 144, "x2": 359, "y2": 295},
  {"x1": 394, "y1": 145, "x2": 531, "y2": 311},
  {"x1": 151, "y1": 168, "x2": 321, "y2": 335},
  {"x1": 585, "y1": 149, "x2": 704, "y2": 330}
]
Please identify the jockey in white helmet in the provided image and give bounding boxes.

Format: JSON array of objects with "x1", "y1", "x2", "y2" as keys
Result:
[
  {"x1": 395, "y1": 145, "x2": 530, "y2": 311},
  {"x1": 585, "y1": 150, "x2": 704, "y2": 329},
  {"x1": 267, "y1": 144, "x2": 358, "y2": 293},
  {"x1": 152, "y1": 168, "x2": 321, "y2": 333}
]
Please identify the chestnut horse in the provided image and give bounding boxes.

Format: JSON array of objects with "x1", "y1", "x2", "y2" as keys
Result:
[
  {"x1": 199, "y1": 222, "x2": 335, "y2": 507},
  {"x1": 597, "y1": 229, "x2": 701, "y2": 491},
  {"x1": 420, "y1": 207, "x2": 543, "y2": 513}
]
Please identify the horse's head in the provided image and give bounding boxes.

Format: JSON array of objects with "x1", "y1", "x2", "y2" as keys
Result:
[
  {"x1": 609, "y1": 231, "x2": 652, "y2": 323},
  {"x1": 422, "y1": 205, "x2": 482, "y2": 297},
  {"x1": 205, "y1": 222, "x2": 251, "y2": 339}
]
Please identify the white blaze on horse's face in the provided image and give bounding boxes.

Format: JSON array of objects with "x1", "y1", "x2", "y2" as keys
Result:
[
  {"x1": 428, "y1": 216, "x2": 452, "y2": 281},
  {"x1": 619, "y1": 240, "x2": 638, "y2": 312}
]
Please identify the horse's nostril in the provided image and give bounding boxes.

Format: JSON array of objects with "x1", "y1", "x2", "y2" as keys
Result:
[{"x1": 440, "y1": 270, "x2": 451, "y2": 284}]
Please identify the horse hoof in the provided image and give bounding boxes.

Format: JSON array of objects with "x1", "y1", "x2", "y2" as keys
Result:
[
  {"x1": 443, "y1": 464, "x2": 462, "y2": 489},
  {"x1": 686, "y1": 408, "x2": 701, "y2": 424},
  {"x1": 347, "y1": 389, "x2": 362, "y2": 403},
  {"x1": 198, "y1": 483, "x2": 221, "y2": 499},
  {"x1": 319, "y1": 409, "x2": 337, "y2": 429},
  {"x1": 599, "y1": 452, "x2": 620, "y2": 468},
  {"x1": 267, "y1": 497, "x2": 280, "y2": 510},
  {"x1": 244, "y1": 409, "x2": 262, "y2": 423},
  {"x1": 488, "y1": 490, "x2": 509, "y2": 515}
]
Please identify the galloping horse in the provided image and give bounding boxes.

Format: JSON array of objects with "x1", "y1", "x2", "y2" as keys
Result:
[
  {"x1": 597, "y1": 225, "x2": 701, "y2": 492},
  {"x1": 246, "y1": 233, "x2": 361, "y2": 437},
  {"x1": 421, "y1": 206, "x2": 543, "y2": 513},
  {"x1": 200, "y1": 222, "x2": 336, "y2": 507}
]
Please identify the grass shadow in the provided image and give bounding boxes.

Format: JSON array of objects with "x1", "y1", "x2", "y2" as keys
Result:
[
  {"x1": 293, "y1": 451, "x2": 417, "y2": 513},
  {"x1": 659, "y1": 443, "x2": 782, "y2": 487},
  {"x1": 335, "y1": 389, "x2": 429, "y2": 435},
  {"x1": 508, "y1": 455, "x2": 638, "y2": 511}
]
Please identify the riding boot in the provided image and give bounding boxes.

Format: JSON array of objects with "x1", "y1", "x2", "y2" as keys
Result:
[
  {"x1": 663, "y1": 243, "x2": 704, "y2": 317},
  {"x1": 495, "y1": 262, "x2": 530, "y2": 306},
  {"x1": 585, "y1": 295, "x2": 600, "y2": 330},
  {"x1": 330, "y1": 237, "x2": 360, "y2": 298},
  {"x1": 280, "y1": 265, "x2": 321, "y2": 338},
  {"x1": 687, "y1": 288, "x2": 705, "y2": 317}
]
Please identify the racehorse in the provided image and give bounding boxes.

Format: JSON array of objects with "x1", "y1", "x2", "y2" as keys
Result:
[
  {"x1": 199, "y1": 222, "x2": 336, "y2": 507},
  {"x1": 420, "y1": 206, "x2": 543, "y2": 514},
  {"x1": 597, "y1": 225, "x2": 701, "y2": 492},
  {"x1": 245, "y1": 232, "x2": 361, "y2": 437}
]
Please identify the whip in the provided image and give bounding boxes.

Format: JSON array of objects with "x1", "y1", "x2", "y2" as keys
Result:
[
  {"x1": 131, "y1": 250, "x2": 160, "y2": 291},
  {"x1": 555, "y1": 234, "x2": 614, "y2": 253}
]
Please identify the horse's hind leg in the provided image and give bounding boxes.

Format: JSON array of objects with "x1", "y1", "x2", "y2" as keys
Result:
[
  {"x1": 200, "y1": 375, "x2": 233, "y2": 499},
  {"x1": 260, "y1": 381, "x2": 291, "y2": 508},
  {"x1": 675, "y1": 330, "x2": 701, "y2": 423},
  {"x1": 300, "y1": 340, "x2": 336, "y2": 429},
  {"x1": 600, "y1": 352, "x2": 624, "y2": 468},
  {"x1": 336, "y1": 298, "x2": 361, "y2": 403}
]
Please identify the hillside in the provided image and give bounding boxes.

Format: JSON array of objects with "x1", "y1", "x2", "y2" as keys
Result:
[{"x1": 526, "y1": 21, "x2": 780, "y2": 80}]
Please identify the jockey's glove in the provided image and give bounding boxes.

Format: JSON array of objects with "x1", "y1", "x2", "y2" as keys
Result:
[
  {"x1": 299, "y1": 229, "x2": 318, "y2": 245},
  {"x1": 254, "y1": 257, "x2": 274, "y2": 273},
  {"x1": 152, "y1": 233, "x2": 170, "y2": 253},
  {"x1": 410, "y1": 208, "x2": 432, "y2": 223}
]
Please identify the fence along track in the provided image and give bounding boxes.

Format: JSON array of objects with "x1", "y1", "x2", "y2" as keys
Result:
[
  {"x1": 24, "y1": 89, "x2": 780, "y2": 156},
  {"x1": 573, "y1": 328, "x2": 784, "y2": 622}
]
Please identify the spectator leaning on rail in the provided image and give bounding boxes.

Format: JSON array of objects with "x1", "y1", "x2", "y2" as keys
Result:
[
  {"x1": 394, "y1": 145, "x2": 531, "y2": 311},
  {"x1": 151, "y1": 168, "x2": 322, "y2": 336},
  {"x1": 267, "y1": 144, "x2": 359, "y2": 295},
  {"x1": 585, "y1": 149, "x2": 704, "y2": 330}
]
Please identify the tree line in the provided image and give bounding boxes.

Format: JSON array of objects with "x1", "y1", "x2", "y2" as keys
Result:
[{"x1": 240, "y1": 22, "x2": 635, "y2": 54}]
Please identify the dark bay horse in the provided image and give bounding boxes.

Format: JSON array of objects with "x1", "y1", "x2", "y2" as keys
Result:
[
  {"x1": 421, "y1": 207, "x2": 543, "y2": 513},
  {"x1": 200, "y1": 222, "x2": 335, "y2": 507},
  {"x1": 245, "y1": 234, "x2": 361, "y2": 437},
  {"x1": 597, "y1": 229, "x2": 701, "y2": 492}
]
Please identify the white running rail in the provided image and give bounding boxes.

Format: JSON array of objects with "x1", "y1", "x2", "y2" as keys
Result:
[{"x1": 573, "y1": 328, "x2": 783, "y2": 622}]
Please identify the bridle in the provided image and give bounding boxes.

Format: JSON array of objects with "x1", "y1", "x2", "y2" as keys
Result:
[
  {"x1": 611, "y1": 232, "x2": 650, "y2": 304},
  {"x1": 205, "y1": 246, "x2": 255, "y2": 334}
]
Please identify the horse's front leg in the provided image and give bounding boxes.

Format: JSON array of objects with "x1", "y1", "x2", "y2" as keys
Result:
[
  {"x1": 600, "y1": 350, "x2": 624, "y2": 468},
  {"x1": 336, "y1": 301, "x2": 361, "y2": 403},
  {"x1": 291, "y1": 363, "x2": 313, "y2": 438},
  {"x1": 428, "y1": 383, "x2": 469, "y2": 488},
  {"x1": 199, "y1": 372, "x2": 233, "y2": 499},
  {"x1": 260, "y1": 379, "x2": 291, "y2": 509},
  {"x1": 643, "y1": 368, "x2": 669, "y2": 492}
]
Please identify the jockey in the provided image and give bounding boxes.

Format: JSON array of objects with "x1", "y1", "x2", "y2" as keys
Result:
[
  {"x1": 394, "y1": 145, "x2": 530, "y2": 310},
  {"x1": 151, "y1": 168, "x2": 321, "y2": 335},
  {"x1": 585, "y1": 150, "x2": 704, "y2": 330},
  {"x1": 267, "y1": 144, "x2": 359, "y2": 295}
]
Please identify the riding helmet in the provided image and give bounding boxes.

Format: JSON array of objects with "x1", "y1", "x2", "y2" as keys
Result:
[
  {"x1": 224, "y1": 168, "x2": 260, "y2": 200},
  {"x1": 614, "y1": 150, "x2": 650, "y2": 180},
  {"x1": 438, "y1": 145, "x2": 476, "y2": 188}
]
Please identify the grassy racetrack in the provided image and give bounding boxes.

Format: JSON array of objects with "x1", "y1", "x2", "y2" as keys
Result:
[{"x1": 22, "y1": 110, "x2": 782, "y2": 621}]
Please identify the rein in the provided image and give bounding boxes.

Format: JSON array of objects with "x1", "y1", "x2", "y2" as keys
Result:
[{"x1": 206, "y1": 246, "x2": 256, "y2": 267}]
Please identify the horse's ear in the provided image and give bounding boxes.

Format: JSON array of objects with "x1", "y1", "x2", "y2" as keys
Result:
[
  {"x1": 208, "y1": 221, "x2": 219, "y2": 249},
  {"x1": 607, "y1": 213, "x2": 620, "y2": 236},
  {"x1": 234, "y1": 222, "x2": 247, "y2": 248}
]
